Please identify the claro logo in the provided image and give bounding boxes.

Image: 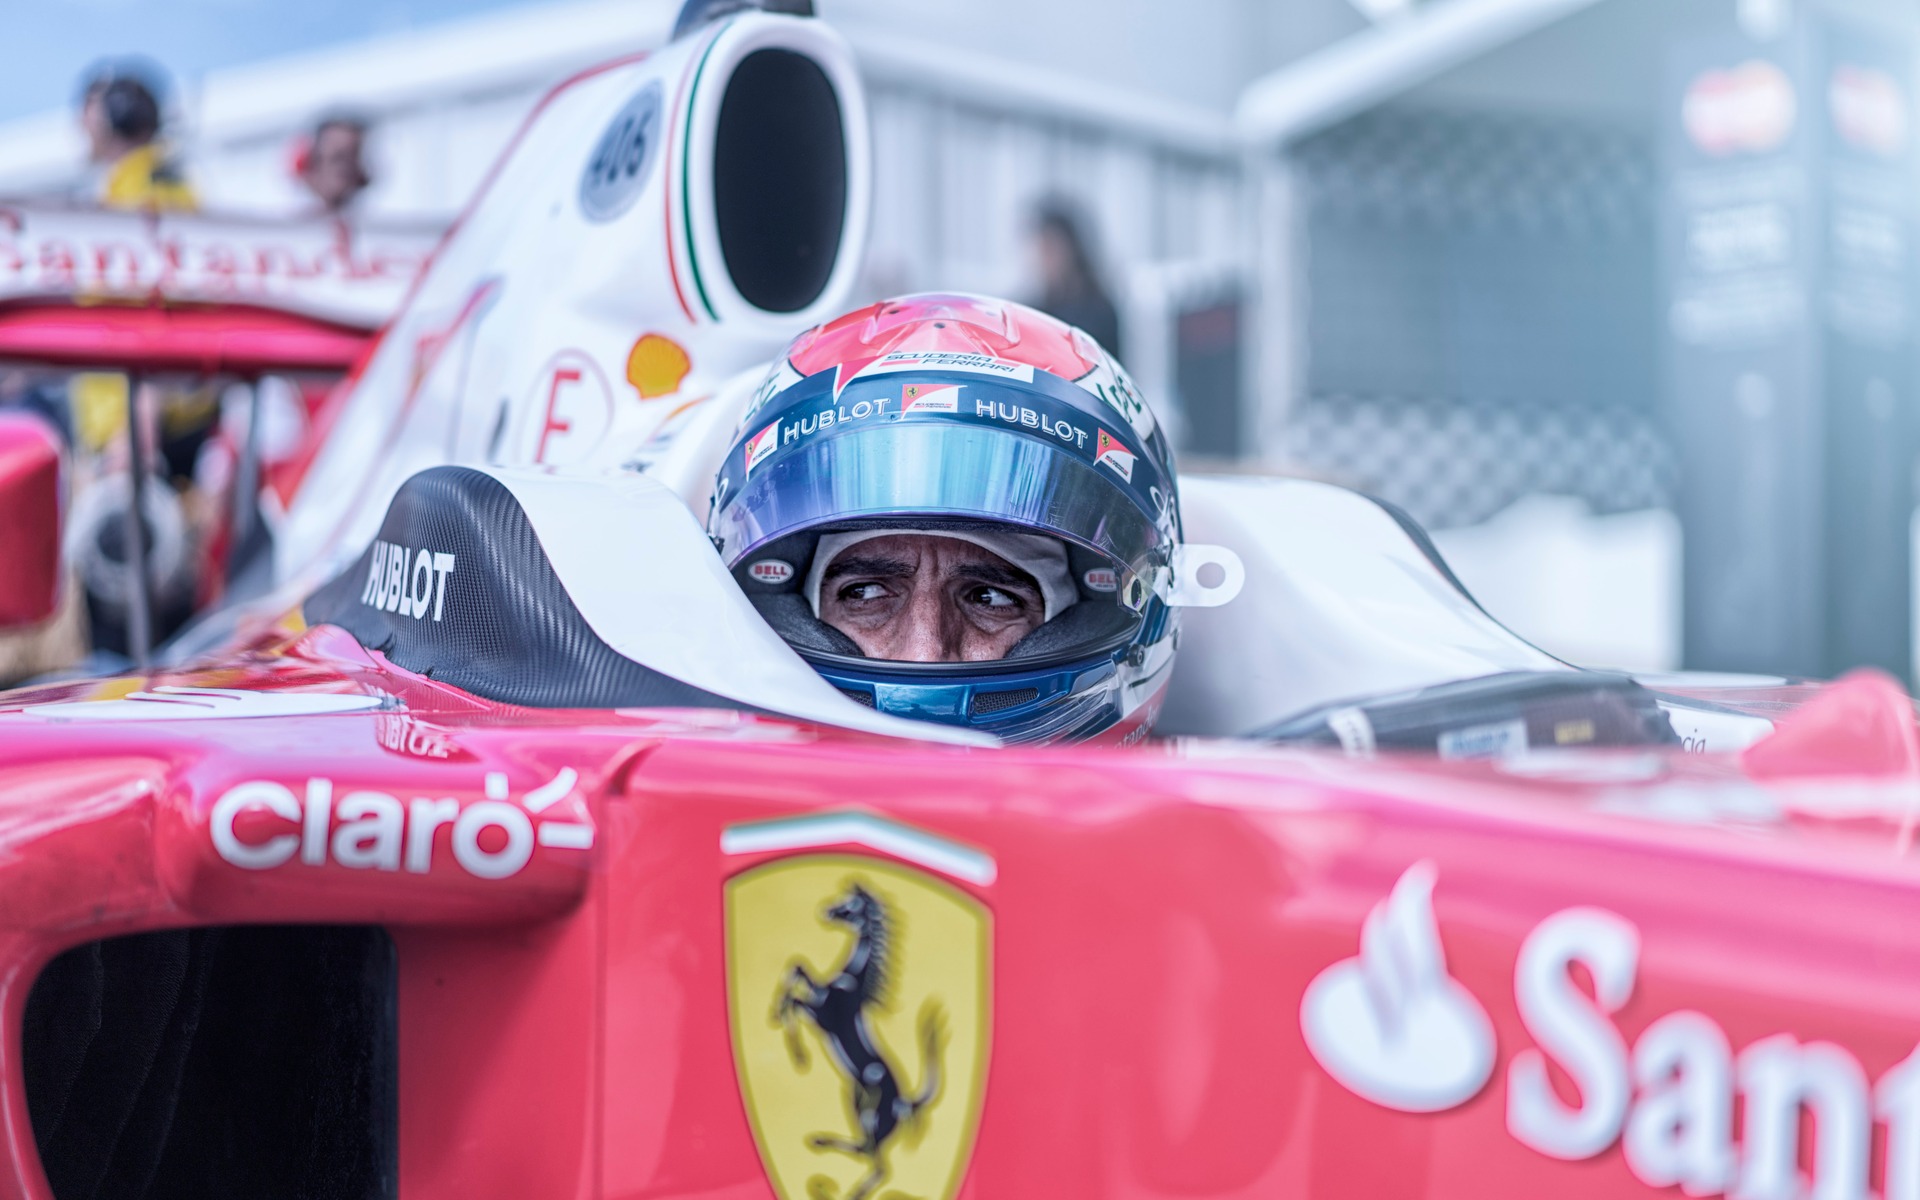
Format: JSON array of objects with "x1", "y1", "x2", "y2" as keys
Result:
[
  {"x1": 210, "y1": 769, "x2": 590, "y2": 881},
  {"x1": 361, "y1": 540, "x2": 456, "y2": 620},
  {"x1": 1303, "y1": 862, "x2": 1920, "y2": 1200}
]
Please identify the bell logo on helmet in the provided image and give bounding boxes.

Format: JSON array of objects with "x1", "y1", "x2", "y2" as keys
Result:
[
  {"x1": 1083, "y1": 567, "x2": 1118, "y2": 593},
  {"x1": 1095, "y1": 429, "x2": 1136, "y2": 482},
  {"x1": 749, "y1": 559, "x2": 795, "y2": 585}
]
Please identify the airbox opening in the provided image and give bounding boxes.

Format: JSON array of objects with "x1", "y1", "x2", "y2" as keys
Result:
[
  {"x1": 23, "y1": 925, "x2": 397, "y2": 1200},
  {"x1": 713, "y1": 48, "x2": 847, "y2": 313}
]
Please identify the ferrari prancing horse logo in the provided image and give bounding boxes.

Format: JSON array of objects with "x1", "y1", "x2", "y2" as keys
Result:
[{"x1": 727, "y1": 855, "x2": 990, "y2": 1200}]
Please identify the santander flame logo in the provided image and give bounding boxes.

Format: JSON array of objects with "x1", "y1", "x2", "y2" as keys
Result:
[
  {"x1": 1299, "y1": 860, "x2": 1496, "y2": 1112},
  {"x1": 1303, "y1": 864, "x2": 1920, "y2": 1198}
]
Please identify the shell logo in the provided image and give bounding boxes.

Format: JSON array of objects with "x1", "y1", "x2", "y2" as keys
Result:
[
  {"x1": 626, "y1": 332, "x2": 691, "y2": 399},
  {"x1": 1683, "y1": 60, "x2": 1797, "y2": 157}
]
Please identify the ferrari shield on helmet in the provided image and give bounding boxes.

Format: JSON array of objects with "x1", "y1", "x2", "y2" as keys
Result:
[{"x1": 707, "y1": 293, "x2": 1239, "y2": 744}]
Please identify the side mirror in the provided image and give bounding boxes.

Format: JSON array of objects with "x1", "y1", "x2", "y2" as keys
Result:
[{"x1": 0, "y1": 411, "x2": 62, "y2": 630}]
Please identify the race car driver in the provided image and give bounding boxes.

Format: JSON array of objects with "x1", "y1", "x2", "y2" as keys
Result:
[{"x1": 707, "y1": 293, "x2": 1207, "y2": 746}]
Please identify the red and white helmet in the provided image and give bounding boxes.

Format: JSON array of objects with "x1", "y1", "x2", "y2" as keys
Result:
[{"x1": 707, "y1": 293, "x2": 1215, "y2": 744}]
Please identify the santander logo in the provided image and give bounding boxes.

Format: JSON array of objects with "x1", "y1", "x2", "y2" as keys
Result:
[
  {"x1": 1301, "y1": 861, "x2": 1496, "y2": 1112},
  {"x1": 1304, "y1": 863, "x2": 1920, "y2": 1199}
]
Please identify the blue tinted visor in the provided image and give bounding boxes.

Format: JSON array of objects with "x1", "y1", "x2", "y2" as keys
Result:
[{"x1": 710, "y1": 418, "x2": 1169, "y2": 585}]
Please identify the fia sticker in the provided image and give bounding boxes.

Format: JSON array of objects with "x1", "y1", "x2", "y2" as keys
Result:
[
  {"x1": 580, "y1": 82, "x2": 664, "y2": 222},
  {"x1": 1083, "y1": 567, "x2": 1118, "y2": 593},
  {"x1": 749, "y1": 559, "x2": 795, "y2": 585}
]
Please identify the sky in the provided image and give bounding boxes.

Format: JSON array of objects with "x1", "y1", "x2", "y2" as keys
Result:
[{"x1": 0, "y1": 0, "x2": 547, "y2": 124}]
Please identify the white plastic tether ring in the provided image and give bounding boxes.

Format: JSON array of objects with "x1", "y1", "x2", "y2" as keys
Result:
[{"x1": 1161, "y1": 544, "x2": 1246, "y2": 608}]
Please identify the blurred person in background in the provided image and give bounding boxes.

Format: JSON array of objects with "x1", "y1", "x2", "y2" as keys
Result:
[
  {"x1": 1031, "y1": 198, "x2": 1122, "y2": 362},
  {"x1": 297, "y1": 113, "x2": 372, "y2": 216},
  {"x1": 76, "y1": 60, "x2": 196, "y2": 211}
]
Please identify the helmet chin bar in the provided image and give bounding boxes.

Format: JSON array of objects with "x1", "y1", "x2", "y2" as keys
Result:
[
  {"x1": 1158, "y1": 544, "x2": 1247, "y2": 609},
  {"x1": 811, "y1": 644, "x2": 1141, "y2": 745}
]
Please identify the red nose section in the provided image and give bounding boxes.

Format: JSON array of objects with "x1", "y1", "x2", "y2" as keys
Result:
[
  {"x1": 1742, "y1": 668, "x2": 1920, "y2": 778},
  {"x1": 0, "y1": 412, "x2": 62, "y2": 629}
]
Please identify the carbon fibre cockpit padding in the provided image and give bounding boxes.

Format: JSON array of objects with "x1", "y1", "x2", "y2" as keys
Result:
[{"x1": 306, "y1": 466, "x2": 744, "y2": 711}]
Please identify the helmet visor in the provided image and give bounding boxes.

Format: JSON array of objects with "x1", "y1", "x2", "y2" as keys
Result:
[{"x1": 712, "y1": 419, "x2": 1168, "y2": 592}]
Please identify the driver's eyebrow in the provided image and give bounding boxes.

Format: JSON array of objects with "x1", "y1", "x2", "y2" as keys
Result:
[
  {"x1": 823, "y1": 553, "x2": 915, "y2": 581},
  {"x1": 947, "y1": 561, "x2": 1040, "y2": 592}
]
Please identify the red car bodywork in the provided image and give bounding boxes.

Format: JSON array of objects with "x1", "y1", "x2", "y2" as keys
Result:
[{"x1": 0, "y1": 624, "x2": 1913, "y2": 1200}]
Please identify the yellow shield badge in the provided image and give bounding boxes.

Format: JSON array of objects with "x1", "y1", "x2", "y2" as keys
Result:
[{"x1": 726, "y1": 854, "x2": 991, "y2": 1200}]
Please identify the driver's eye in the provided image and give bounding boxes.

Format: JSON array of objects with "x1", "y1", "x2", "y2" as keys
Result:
[
  {"x1": 968, "y1": 586, "x2": 1021, "y2": 610},
  {"x1": 838, "y1": 582, "x2": 890, "y2": 603}
]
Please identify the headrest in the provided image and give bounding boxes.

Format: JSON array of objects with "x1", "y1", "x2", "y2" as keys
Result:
[
  {"x1": 305, "y1": 466, "x2": 739, "y2": 710},
  {"x1": 1157, "y1": 476, "x2": 1569, "y2": 737}
]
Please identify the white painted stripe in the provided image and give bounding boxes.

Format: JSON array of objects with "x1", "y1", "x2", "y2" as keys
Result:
[
  {"x1": 720, "y1": 812, "x2": 996, "y2": 886},
  {"x1": 523, "y1": 767, "x2": 579, "y2": 813},
  {"x1": 1236, "y1": 0, "x2": 1607, "y2": 148},
  {"x1": 536, "y1": 822, "x2": 595, "y2": 850}
]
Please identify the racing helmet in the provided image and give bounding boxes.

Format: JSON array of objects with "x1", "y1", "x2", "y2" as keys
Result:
[{"x1": 708, "y1": 293, "x2": 1236, "y2": 744}]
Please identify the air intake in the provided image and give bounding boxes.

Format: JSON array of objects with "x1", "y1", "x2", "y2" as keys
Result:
[
  {"x1": 714, "y1": 48, "x2": 847, "y2": 313},
  {"x1": 24, "y1": 926, "x2": 397, "y2": 1200}
]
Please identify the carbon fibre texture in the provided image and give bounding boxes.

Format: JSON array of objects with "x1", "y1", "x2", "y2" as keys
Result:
[{"x1": 306, "y1": 467, "x2": 742, "y2": 711}]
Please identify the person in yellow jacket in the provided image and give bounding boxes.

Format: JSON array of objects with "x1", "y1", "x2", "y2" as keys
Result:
[{"x1": 78, "y1": 64, "x2": 197, "y2": 212}]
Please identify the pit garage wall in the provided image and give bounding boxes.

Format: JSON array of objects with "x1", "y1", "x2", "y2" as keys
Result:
[
  {"x1": 1665, "y1": 8, "x2": 1918, "y2": 686},
  {"x1": 858, "y1": 82, "x2": 1243, "y2": 323},
  {"x1": 1279, "y1": 104, "x2": 1684, "y2": 671}
]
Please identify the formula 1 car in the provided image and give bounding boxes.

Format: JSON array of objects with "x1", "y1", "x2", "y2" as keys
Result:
[
  {"x1": 0, "y1": 5, "x2": 1910, "y2": 1200},
  {"x1": 0, "y1": 202, "x2": 435, "y2": 672}
]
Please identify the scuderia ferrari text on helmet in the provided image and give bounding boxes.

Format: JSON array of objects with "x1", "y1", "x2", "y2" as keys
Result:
[{"x1": 707, "y1": 292, "x2": 1242, "y2": 745}]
